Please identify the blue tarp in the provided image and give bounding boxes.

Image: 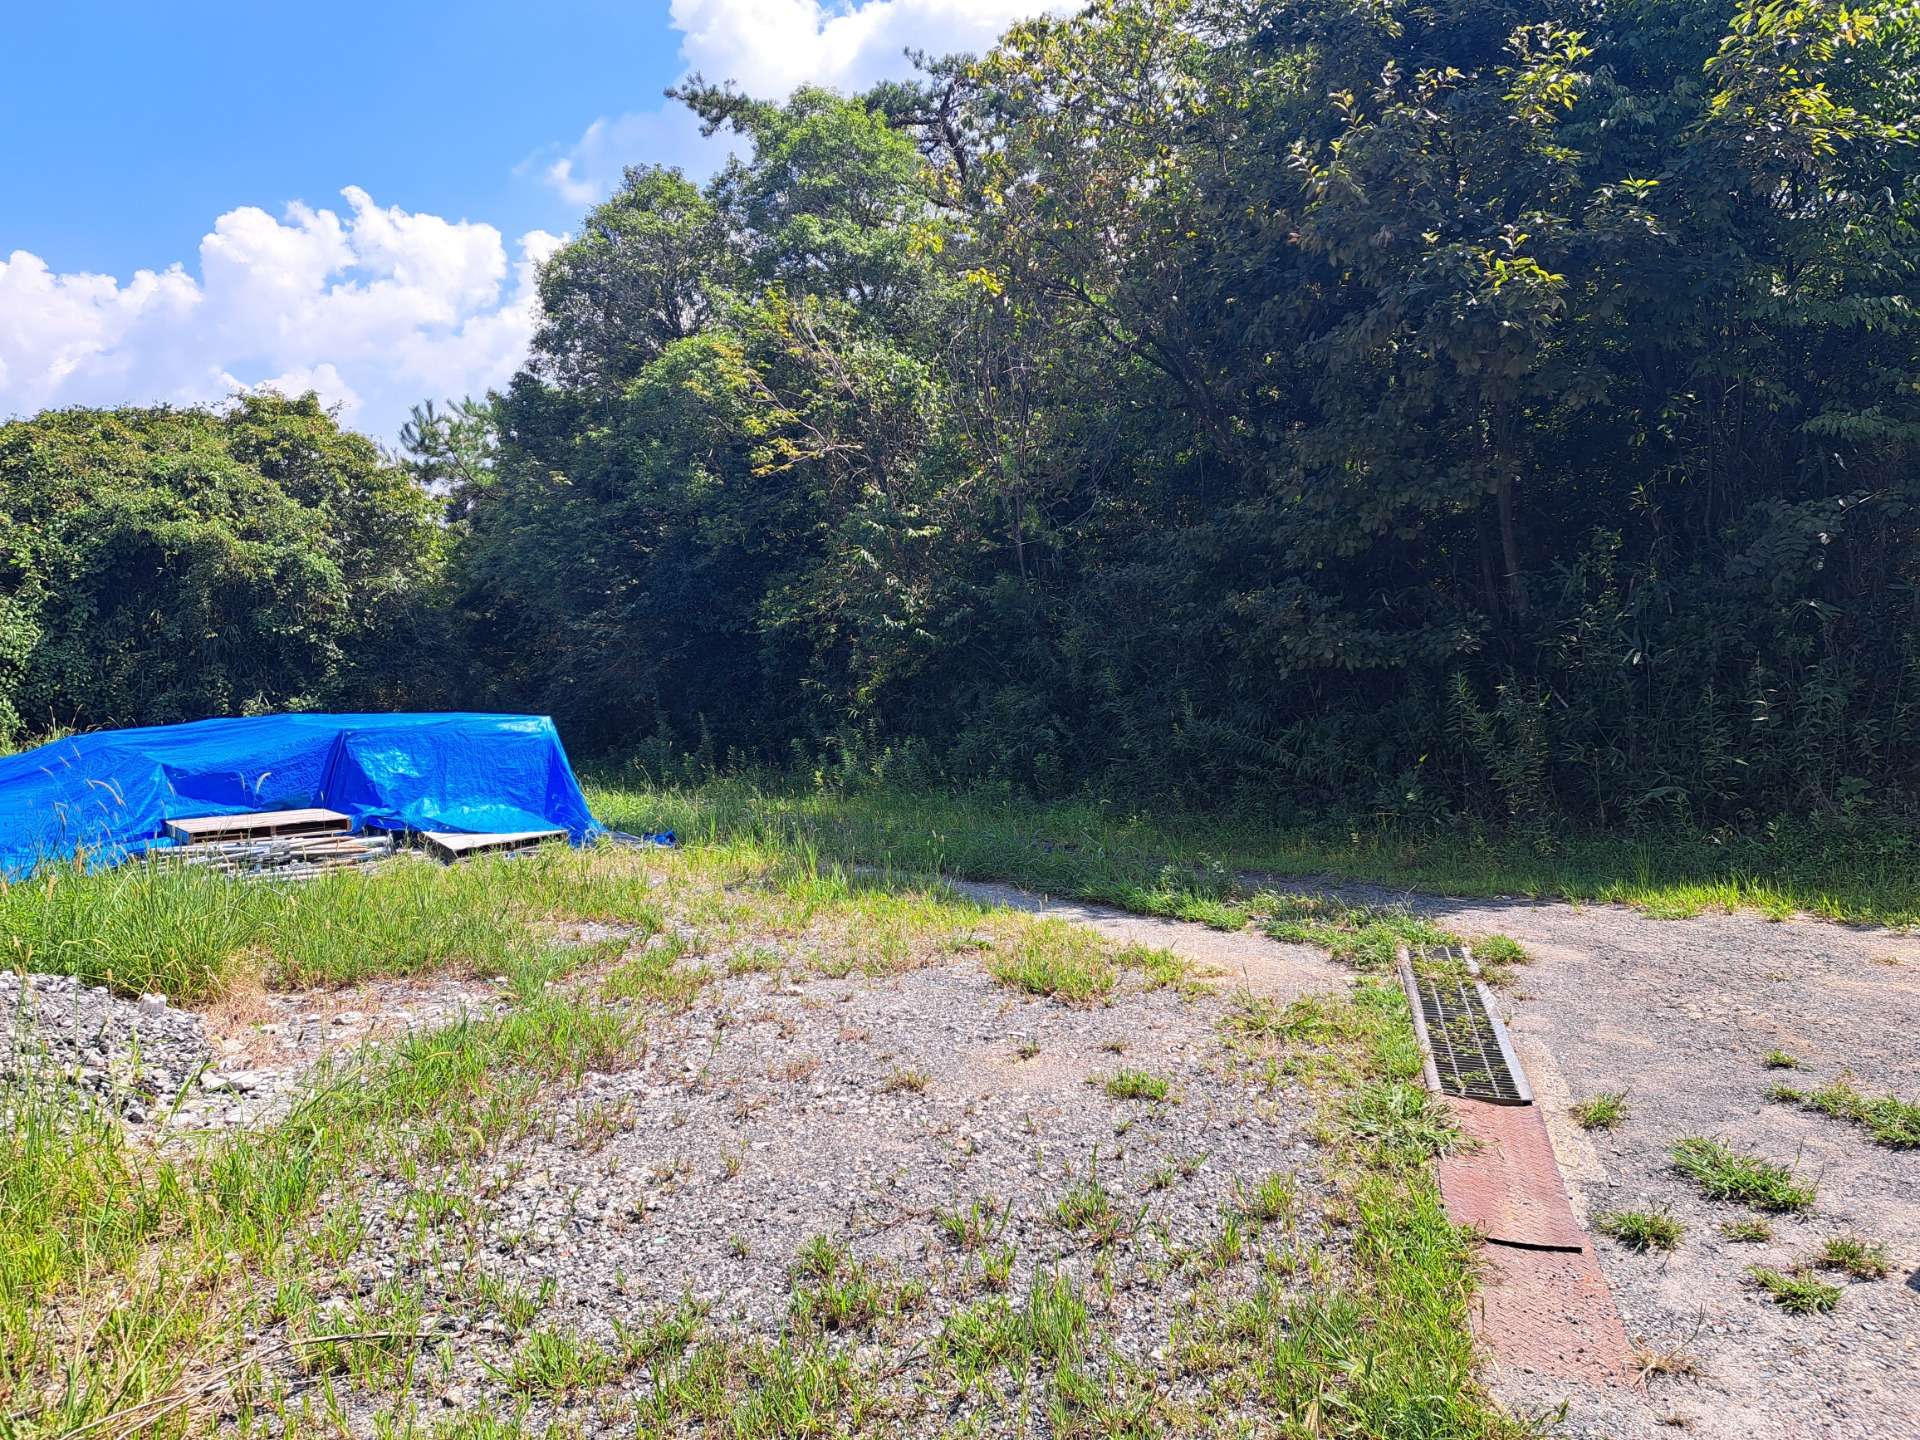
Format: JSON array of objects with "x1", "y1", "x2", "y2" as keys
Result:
[{"x1": 0, "y1": 713, "x2": 602, "y2": 878}]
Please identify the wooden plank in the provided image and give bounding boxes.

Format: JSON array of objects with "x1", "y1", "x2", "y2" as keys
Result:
[
  {"x1": 418, "y1": 829, "x2": 565, "y2": 862},
  {"x1": 165, "y1": 808, "x2": 352, "y2": 844}
]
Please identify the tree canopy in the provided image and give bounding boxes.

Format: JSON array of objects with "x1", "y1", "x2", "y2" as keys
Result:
[
  {"x1": 0, "y1": 394, "x2": 447, "y2": 741},
  {"x1": 9, "y1": 0, "x2": 1919, "y2": 829}
]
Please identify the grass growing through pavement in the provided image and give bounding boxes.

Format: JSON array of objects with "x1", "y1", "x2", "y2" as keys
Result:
[
  {"x1": 1595, "y1": 1209, "x2": 1685, "y2": 1252},
  {"x1": 1815, "y1": 1235, "x2": 1892, "y2": 1280},
  {"x1": 1672, "y1": 1138, "x2": 1817, "y2": 1212},
  {"x1": 1102, "y1": 1068, "x2": 1172, "y2": 1102},
  {"x1": 1795, "y1": 1077, "x2": 1920, "y2": 1149},
  {"x1": 1570, "y1": 1091, "x2": 1629, "y2": 1131},
  {"x1": 584, "y1": 771, "x2": 1920, "y2": 927},
  {"x1": 1748, "y1": 1267, "x2": 1843, "y2": 1315},
  {"x1": 1213, "y1": 981, "x2": 1529, "y2": 1438},
  {"x1": 0, "y1": 795, "x2": 1550, "y2": 1437},
  {"x1": 1, "y1": 975, "x2": 641, "y2": 1438}
]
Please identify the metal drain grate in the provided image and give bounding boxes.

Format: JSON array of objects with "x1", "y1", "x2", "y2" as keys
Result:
[{"x1": 1400, "y1": 947, "x2": 1532, "y2": 1104}]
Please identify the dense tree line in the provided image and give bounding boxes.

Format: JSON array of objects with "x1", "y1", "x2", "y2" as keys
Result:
[
  {"x1": 0, "y1": 397, "x2": 450, "y2": 741},
  {"x1": 7, "y1": 0, "x2": 1918, "y2": 827}
]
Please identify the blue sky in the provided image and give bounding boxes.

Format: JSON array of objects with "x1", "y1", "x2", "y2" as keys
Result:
[
  {"x1": 0, "y1": 0, "x2": 1043, "y2": 439},
  {"x1": 0, "y1": 2, "x2": 684, "y2": 280}
]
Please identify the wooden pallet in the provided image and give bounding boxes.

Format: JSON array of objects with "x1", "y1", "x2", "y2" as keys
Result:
[
  {"x1": 165, "y1": 808, "x2": 352, "y2": 845},
  {"x1": 158, "y1": 831, "x2": 396, "y2": 880},
  {"x1": 418, "y1": 829, "x2": 565, "y2": 862}
]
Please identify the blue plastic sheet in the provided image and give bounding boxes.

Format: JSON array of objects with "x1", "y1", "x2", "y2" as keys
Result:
[{"x1": 0, "y1": 713, "x2": 603, "y2": 877}]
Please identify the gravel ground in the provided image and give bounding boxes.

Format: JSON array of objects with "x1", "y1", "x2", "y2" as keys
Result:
[
  {"x1": 12, "y1": 863, "x2": 1914, "y2": 1437},
  {"x1": 1, "y1": 970, "x2": 209, "y2": 1121},
  {"x1": 1302, "y1": 885, "x2": 1920, "y2": 1440},
  {"x1": 293, "y1": 947, "x2": 1330, "y2": 1436}
]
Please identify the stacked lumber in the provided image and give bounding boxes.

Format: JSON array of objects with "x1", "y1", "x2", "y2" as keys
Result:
[{"x1": 157, "y1": 808, "x2": 395, "y2": 881}]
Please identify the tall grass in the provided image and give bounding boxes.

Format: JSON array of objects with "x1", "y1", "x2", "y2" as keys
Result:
[
  {"x1": 0, "y1": 847, "x2": 668, "y2": 1001},
  {"x1": 585, "y1": 771, "x2": 1920, "y2": 927},
  {"x1": 0, "y1": 983, "x2": 642, "y2": 1437}
]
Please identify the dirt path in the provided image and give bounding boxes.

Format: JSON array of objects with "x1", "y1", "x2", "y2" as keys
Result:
[
  {"x1": 940, "y1": 878, "x2": 1346, "y2": 1002},
  {"x1": 952, "y1": 875, "x2": 1920, "y2": 1440}
]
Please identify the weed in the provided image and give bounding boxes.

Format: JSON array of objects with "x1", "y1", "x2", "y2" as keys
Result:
[
  {"x1": 1748, "y1": 1266, "x2": 1842, "y2": 1315},
  {"x1": 1013, "y1": 1039, "x2": 1040, "y2": 1060},
  {"x1": 1719, "y1": 1218, "x2": 1772, "y2": 1243},
  {"x1": 982, "y1": 1244, "x2": 1016, "y2": 1291},
  {"x1": 1102, "y1": 1068, "x2": 1171, "y2": 1102},
  {"x1": 492, "y1": 1327, "x2": 617, "y2": 1398},
  {"x1": 934, "y1": 1198, "x2": 1007, "y2": 1252},
  {"x1": 603, "y1": 952, "x2": 711, "y2": 1010},
  {"x1": 1570, "y1": 1091, "x2": 1629, "y2": 1131},
  {"x1": 1467, "y1": 934, "x2": 1529, "y2": 979},
  {"x1": 1671, "y1": 1138, "x2": 1816, "y2": 1212},
  {"x1": 1792, "y1": 1077, "x2": 1920, "y2": 1149},
  {"x1": 1344, "y1": 1081, "x2": 1457, "y2": 1164},
  {"x1": 1258, "y1": 893, "x2": 1455, "y2": 971},
  {"x1": 1236, "y1": 1173, "x2": 1296, "y2": 1224},
  {"x1": 1053, "y1": 1164, "x2": 1130, "y2": 1246},
  {"x1": 987, "y1": 919, "x2": 1115, "y2": 1003},
  {"x1": 1596, "y1": 1209, "x2": 1684, "y2": 1252},
  {"x1": 788, "y1": 1236, "x2": 886, "y2": 1333},
  {"x1": 1814, "y1": 1235, "x2": 1891, "y2": 1280},
  {"x1": 882, "y1": 1068, "x2": 930, "y2": 1094},
  {"x1": 1763, "y1": 1050, "x2": 1801, "y2": 1070},
  {"x1": 726, "y1": 946, "x2": 783, "y2": 976}
]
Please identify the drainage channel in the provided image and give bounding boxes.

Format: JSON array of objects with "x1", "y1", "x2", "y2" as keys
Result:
[
  {"x1": 1399, "y1": 942, "x2": 1637, "y2": 1389},
  {"x1": 1399, "y1": 945, "x2": 1532, "y2": 1104}
]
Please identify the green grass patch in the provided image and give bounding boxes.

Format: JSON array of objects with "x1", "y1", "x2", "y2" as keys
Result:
[
  {"x1": 987, "y1": 918, "x2": 1115, "y2": 1003},
  {"x1": 1748, "y1": 1266, "x2": 1843, "y2": 1315},
  {"x1": 1258, "y1": 893, "x2": 1454, "y2": 972},
  {"x1": 1219, "y1": 980, "x2": 1528, "y2": 1437},
  {"x1": 0, "y1": 846, "x2": 665, "y2": 1002},
  {"x1": 1795, "y1": 1076, "x2": 1920, "y2": 1149},
  {"x1": 1672, "y1": 1138, "x2": 1816, "y2": 1212},
  {"x1": 1595, "y1": 1209, "x2": 1684, "y2": 1252},
  {"x1": 582, "y1": 771, "x2": 1920, "y2": 928},
  {"x1": 1101, "y1": 1068, "x2": 1171, "y2": 1102},
  {"x1": 1814, "y1": 1235, "x2": 1891, "y2": 1280},
  {"x1": 1569, "y1": 1091, "x2": 1629, "y2": 1131},
  {"x1": 1719, "y1": 1218, "x2": 1772, "y2": 1243}
]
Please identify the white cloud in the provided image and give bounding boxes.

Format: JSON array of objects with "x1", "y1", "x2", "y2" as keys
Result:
[
  {"x1": 0, "y1": 190, "x2": 561, "y2": 442},
  {"x1": 538, "y1": 0, "x2": 1055, "y2": 206},
  {"x1": 1, "y1": 0, "x2": 1053, "y2": 443}
]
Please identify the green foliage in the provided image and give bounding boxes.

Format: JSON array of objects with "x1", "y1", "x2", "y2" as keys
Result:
[
  {"x1": 1672, "y1": 1138, "x2": 1817, "y2": 1212},
  {"x1": 11, "y1": 0, "x2": 1920, "y2": 833},
  {"x1": 1595, "y1": 1209, "x2": 1685, "y2": 1252},
  {"x1": 1570, "y1": 1092, "x2": 1629, "y2": 1131},
  {"x1": 1791, "y1": 1076, "x2": 1920, "y2": 1149},
  {"x1": 1748, "y1": 1266, "x2": 1843, "y2": 1315},
  {"x1": 0, "y1": 394, "x2": 447, "y2": 740},
  {"x1": 1814, "y1": 1234, "x2": 1891, "y2": 1281}
]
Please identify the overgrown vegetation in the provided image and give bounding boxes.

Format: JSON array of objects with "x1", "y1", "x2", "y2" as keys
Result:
[
  {"x1": 584, "y1": 774, "x2": 1920, "y2": 929},
  {"x1": 10, "y1": 0, "x2": 1920, "y2": 854},
  {"x1": 0, "y1": 824, "x2": 1548, "y2": 1435}
]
